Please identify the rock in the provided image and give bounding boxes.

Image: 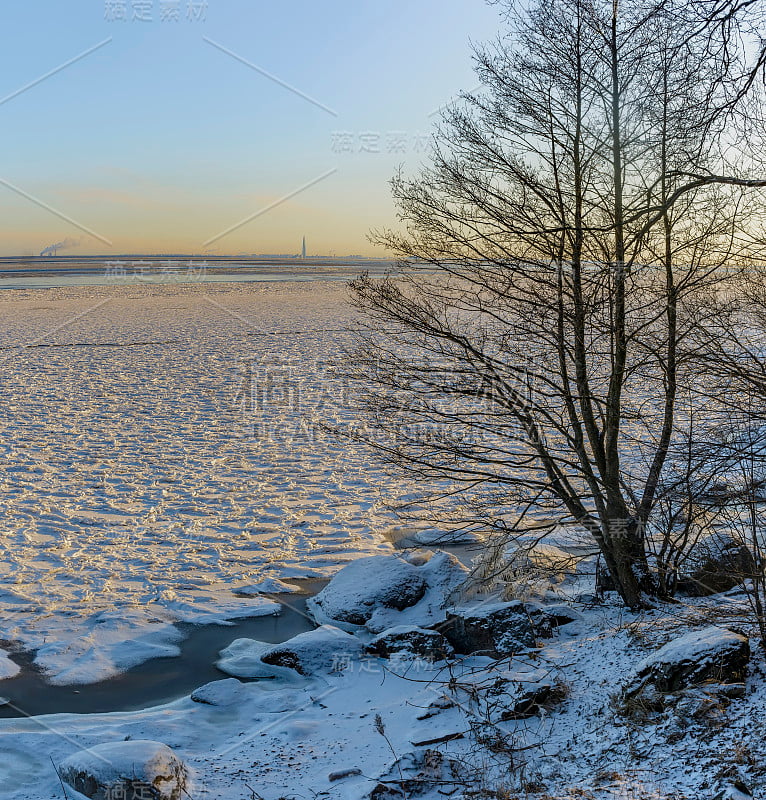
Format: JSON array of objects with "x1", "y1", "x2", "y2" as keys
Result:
[
  {"x1": 329, "y1": 767, "x2": 362, "y2": 782},
  {"x1": 622, "y1": 626, "x2": 750, "y2": 702},
  {"x1": 528, "y1": 603, "x2": 582, "y2": 638},
  {"x1": 499, "y1": 683, "x2": 567, "y2": 720},
  {"x1": 58, "y1": 740, "x2": 187, "y2": 800},
  {"x1": 677, "y1": 533, "x2": 756, "y2": 596},
  {"x1": 190, "y1": 678, "x2": 246, "y2": 706},
  {"x1": 307, "y1": 552, "x2": 468, "y2": 633},
  {"x1": 261, "y1": 625, "x2": 364, "y2": 675},
  {"x1": 233, "y1": 578, "x2": 299, "y2": 596},
  {"x1": 367, "y1": 626, "x2": 454, "y2": 661},
  {"x1": 401, "y1": 528, "x2": 481, "y2": 546},
  {"x1": 712, "y1": 781, "x2": 753, "y2": 800},
  {"x1": 307, "y1": 556, "x2": 428, "y2": 627},
  {"x1": 218, "y1": 627, "x2": 363, "y2": 679},
  {"x1": 216, "y1": 639, "x2": 303, "y2": 681},
  {"x1": 369, "y1": 784, "x2": 405, "y2": 799},
  {"x1": 440, "y1": 601, "x2": 536, "y2": 656}
]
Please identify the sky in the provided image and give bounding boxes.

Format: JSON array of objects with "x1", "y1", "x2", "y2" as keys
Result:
[{"x1": 0, "y1": 1, "x2": 503, "y2": 257}]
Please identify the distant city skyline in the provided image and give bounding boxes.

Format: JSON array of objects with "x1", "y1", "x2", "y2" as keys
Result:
[{"x1": 0, "y1": 1, "x2": 502, "y2": 257}]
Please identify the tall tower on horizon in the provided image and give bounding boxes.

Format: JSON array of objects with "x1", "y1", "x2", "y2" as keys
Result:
[{"x1": 301, "y1": 236, "x2": 307, "y2": 259}]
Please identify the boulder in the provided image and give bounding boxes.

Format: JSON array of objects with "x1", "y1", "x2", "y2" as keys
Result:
[
  {"x1": 218, "y1": 627, "x2": 363, "y2": 679},
  {"x1": 622, "y1": 626, "x2": 750, "y2": 703},
  {"x1": 499, "y1": 683, "x2": 566, "y2": 720},
  {"x1": 191, "y1": 678, "x2": 247, "y2": 706},
  {"x1": 233, "y1": 577, "x2": 299, "y2": 596},
  {"x1": 261, "y1": 625, "x2": 364, "y2": 675},
  {"x1": 307, "y1": 556, "x2": 428, "y2": 627},
  {"x1": 440, "y1": 601, "x2": 536, "y2": 657},
  {"x1": 329, "y1": 767, "x2": 363, "y2": 782},
  {"x1": 528, "y1": 603, "x2": 582, "y2": 638},
  {"x1": 367, "y1": 626, "x2": 454, "y2": 661},
  {"x1": 307, "y1": 552, "x2": 468, "y2": 633},
  {"x1": 400, "y1": 528, "x2": 481, "y2": 546},
  {"x1": 677, "y1": 533, "x2": 756, "y2": 596},
  {"x1": 216, "y1": 639, "x2": 302, "y2": 681},
  {"x1": 369, "y1": 784, "x2": 405, "y2": 799},
  {"x1": 58, "y1": 740, "x2": 187, "y2": 800}
]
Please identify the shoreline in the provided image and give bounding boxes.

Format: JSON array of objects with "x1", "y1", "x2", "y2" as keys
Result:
[{"x1": 0, "y1": 583, "x2": 325, "y2": 718}]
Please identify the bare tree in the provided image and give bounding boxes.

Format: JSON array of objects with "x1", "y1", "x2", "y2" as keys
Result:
[{"x1": 346, "y1": 0, "x2": 766, "y2": 607}]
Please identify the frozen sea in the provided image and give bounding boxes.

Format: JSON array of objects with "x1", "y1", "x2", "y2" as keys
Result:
[{"x1": 0, "y1": 277, "x2": 394, "y2": 685}]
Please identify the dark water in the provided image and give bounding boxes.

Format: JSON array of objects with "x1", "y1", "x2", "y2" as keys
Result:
[{"x1": 0, "y1": 591, "x2": 320, "y2": 719}]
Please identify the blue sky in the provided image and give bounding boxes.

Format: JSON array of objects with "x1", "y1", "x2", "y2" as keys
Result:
[{"x1": 0, "y1": 1, "x2": 502, "y2": 256}]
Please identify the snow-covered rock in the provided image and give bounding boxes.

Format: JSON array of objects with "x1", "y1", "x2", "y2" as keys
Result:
[
  {"x1": 622, "y1": 626, "x2": 750, "y2": 701},
  {"x1": 367, "y1": 625, "x2": 454, "y2": 661},
  {"x1": 677, "y1": 533, "x2": 755, "y2": 596},
  {"x1": 216, "y1": 639, "x2": 304, "y2": 682},
  {"x1": 233, "y1": 578, "x2": 300, "y2": 596},
  {"x1": 528, "y1": 603, "x2": 583, "y2": 638},
  {"x1": 441, "y1": 601, "x2": 536, "y2": 656},
  {"x1": 190, "y1": 679, "x2": 299, "y2": 713},
  {"x1": 498, "y1": 682, "x2": 568, "y2": 720},
  {"x1": 58, "y1": 740, "x2": 187, "y2": 800},
  {"x1": 218, "y1": 626, "x2": 363, "y2": 679},
  {"x1": 401, "y1": 528, "x2": 481, "y2": 546},
  {"x1": 261, "y1": 625, "x2": 364, "y2": 675},
  {"x1": 190, "y1": 678, "x2": 248, "y2": 706},
  {"x1": 306, "y1": 556, "x2": 428, "y2": 627},
  {"x1": 307, "y1": 551, "x2": 468, "y2": 633}
]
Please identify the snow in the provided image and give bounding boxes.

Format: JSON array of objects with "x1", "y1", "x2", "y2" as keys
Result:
[
  {"x1": 260, "y1": 624, "x2": 365, "y2": 675},
  {"x1": 372, "y1": 623, "x2": 430, "y2": 636},
  {"x1": 2, "y1": 281, "x2": 766, "y2": 798},
  {"x1": 216, "y1": 639, "x2": 303, "y2": 682},
  {"x1": 58, "y1": 739, "x2": 187, "y2": 800},
  {"x1": 307, "y1": 550, "x2": 469, "y2": 633},
  {"x1": 190, "y1": 678, "x2": 251, "y2": 706},
  {"x1": 399, "y1": 527, "x2": 482, "y2": 546},
  {"x1": 306, "y1": 555, "x2": 428, "y2": 628},
  {"x1": 233, "y1": 577, "x2": 300, "y2": 595},
  {"x1": 0, "y1": 281, "x2": 394, "y2": 682},
  {"x1": 451, "y1": 599, "x2": 523, "y2": 619},
  {"x1": 634, "y1": 625, "x2": 748, "y2": 673},
  {"x1": 0, "y1": 588, "x2": 763, "y2": 798},
  {"x1": 0, "y1": 650, "x2": 20, "y2": 680},
  {"x1": 218, "y1": 625, "x2": 364, "y2": 679}
]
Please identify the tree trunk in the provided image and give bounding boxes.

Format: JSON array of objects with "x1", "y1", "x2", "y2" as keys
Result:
[{"x1": 602, "y1": 515, "x2": 657, "y2": 608}]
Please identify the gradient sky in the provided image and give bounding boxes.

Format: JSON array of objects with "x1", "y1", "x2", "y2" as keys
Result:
[{"x1": 0, "y1": 1, "x2": 503, "y2": 257}]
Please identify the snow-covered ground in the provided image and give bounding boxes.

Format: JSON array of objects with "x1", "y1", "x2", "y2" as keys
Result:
[
  {"x1": 3, "y1": 584, "x2": 764, "y2": 799},
  {"x1": 0, "y1": 281, "x2": 394, "y2": 685}
]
